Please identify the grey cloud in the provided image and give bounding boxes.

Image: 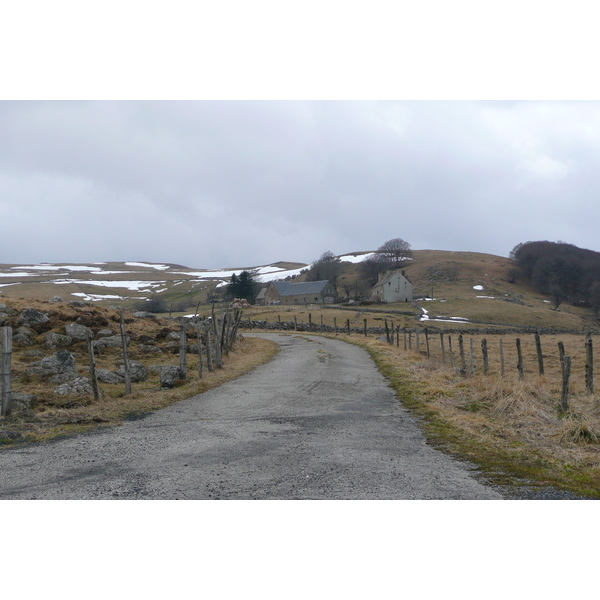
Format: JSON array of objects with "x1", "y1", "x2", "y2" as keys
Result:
[{"x1": 2, "y1": 101, "x2": 600, "y2": 267}]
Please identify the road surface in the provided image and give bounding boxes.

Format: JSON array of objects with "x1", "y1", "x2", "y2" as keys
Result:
[{"x1": 0, "y1": 333, "x2": 502, "y2": 499}]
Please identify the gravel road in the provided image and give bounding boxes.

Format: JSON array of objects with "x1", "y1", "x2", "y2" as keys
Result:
[{"x1": 0, "y1": 333, "x2": 503, "y2": 499}]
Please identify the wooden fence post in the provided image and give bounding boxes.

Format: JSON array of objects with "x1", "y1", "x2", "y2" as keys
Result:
[
  {"x1": 196, "y1": 322, "x2": 204, "y2": 379},
  {"x1": 448, "y1": 335, "x2": 454, "y2": 369},
  {"x1": 560, "y1": 355, "x2": 572, "y2": 412},
  {"x1": 408, "y1": 330, "x2": 412, "y2": 350},
  {"x1": 320, "y1": 315, "x2": 324, "y2": 332},
  {"x1": 458, "y1": 334, "x2": 466, "y2": 375},
  {"x1": 294, "y1": 315, "x2": 298, "y2": 331},
  {"x1": 211, "y1": 306, "x2": 223, "y2": 368},
  {"x1": 1, "y1": 326, "x2": 13, "y2": 417},
  {"x1": 440, "y1": 332, "x2": 445, "y2": 364},
  {"x1": 403, "y1": 328, "x2": 407, "y2": 350},
  {"x1": 516, "y1": 338, "x2": 524, "y2": 380},
  {"x1": 585, "y1": 333, "x2": 594, "y2": 394},
  {"x1": 309, "y1": 313, "x2": 312, "y2": 332},
  {"x1": 334, "y1": 317, "x2": 337, "y2": 335},
  {"x1": 416, "y1": 329, "x2": 420, "y2": 352},
  {"x1": 86, "y1": 336, "x2": 100, "y2": 402},
  {"x1": 179, "y1": 318, "x2": 187, "y2": 377},
  {"x1": 385, "y1": 320, "x2": 390, "y2": 344},
  {"x1": 535, "y1": 332, "x2": 544, "y2": 376},
  {"x1": 469, "y1": 337, "x2": 475, "y2": 376},
  {"x1": 425, "y1": 328, "x2": 430, "y2": 358},
  {"x1": 558, "y1": 341, "x2": 565, "y2": 364},
  {"x1": 499, "y1": 338, "x2": 505, "y2": 376},
  {"x1": 119, "y1": 309, "x2": 132, "y2": 395},
  {"x1": 346, "y1": 319, "x2": 350, "y2": 334},
  {"x1": 206, "y1": 326, "x2": 214, "y2": 373},
  {"x1": 481, "y1": 338, "x2": 489, "y2": 375},
  {"x1": 364, "y1": 318, "x2": 368, "y2": 337}
]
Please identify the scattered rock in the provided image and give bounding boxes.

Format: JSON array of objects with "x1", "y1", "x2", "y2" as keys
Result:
[
  {"x1": 13, "y1": 331, "x2": 34, "y2": 346},
  {"x1": 138, "y1": 344, "x2": 163, "y2": 354},
  {"x1": 45, "y1": 332, "x2": 73, "y2": 349},
  {"x1": 96, "y1": 328, "x2": 114, "y2": 338},
  {"x1": 65, "y1": 322, "x2": 93, "y2": 341},
  {"x1": 54, "y1": 377, "x2": 96, "y2": 396},
  {"x1": 116, "y1": 360, "x2": 148, "y2": 382},
  {"x1": 132, "y1": 311, "x2": 156, "y2": 319},
  {"x1": 0, "y1": 313, "x2": 9, "y2": 326},
  {"x1": 26, "y1": 350, "x2": 78, "y2": 382},
  {"x1": 92, "y1": 334, "x2": 129, "y2": 351},
  {"x1": 18, "y1": 308, "x2": 50, "y2": 331},
  {"x1": 159, "y1": 366, "x2": 185, "y2": 388},
  {"x1": 68, "y1": 301, "x2": 91, "y2": 307},
  {"x1": 0, "y1": 303, "x2": 17, "y2": 316},
  {"x1": 49, "y1": 296, "x2": 64, "y2": 303},
  {"x1": 95, "y1": 369, "x2": 125, "y2": 384},
  {"x1": 23, "y1": 350, "x2": 45, "y2": 362},
  {"x1": 11, "y1": 392, "x2": 38, "y2": 411}
]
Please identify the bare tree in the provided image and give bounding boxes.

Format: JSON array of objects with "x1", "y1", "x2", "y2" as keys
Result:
[
  {"x1": 360, "y1": 238, "x2": 412, "y2": 285},
  {"x1": 376, "y1": 238, "x2": 413, "y2": 268},
  {"x1": 306, "y1": 251, "x2": 342, "y2": 297}
]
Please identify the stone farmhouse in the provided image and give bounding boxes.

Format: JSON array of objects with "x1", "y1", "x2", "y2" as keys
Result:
[
  {"x1": 371, "y1": 269, "x2": 413, "y2": 303},
  {"x1": 258, "y1": 280, "x2": 336, "y2": 305}
]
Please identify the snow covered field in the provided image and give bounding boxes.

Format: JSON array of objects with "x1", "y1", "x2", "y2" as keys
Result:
[{"x1": 0, "y1": 260, "x2": 311, "y2": 301}]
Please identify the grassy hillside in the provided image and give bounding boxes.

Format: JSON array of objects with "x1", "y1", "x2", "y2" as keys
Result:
[{"x1": 1, "y1": 250, "x2": 597, "y2": 330}]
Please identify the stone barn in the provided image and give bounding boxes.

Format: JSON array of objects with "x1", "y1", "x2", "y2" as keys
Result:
[
  {"x1": 371, "y1": 270, "x2": 413, "y2": 303},
  {"x1": 261, "y1": 280, "x2": 336, "y2": 305}
]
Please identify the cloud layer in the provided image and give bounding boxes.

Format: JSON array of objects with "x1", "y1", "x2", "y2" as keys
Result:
[{"x1": 2, "y1": 100, "x2": 599, "y2": 268}]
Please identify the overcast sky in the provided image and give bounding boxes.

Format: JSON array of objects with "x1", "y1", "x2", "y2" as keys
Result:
[{"x1": 2, "y1": 100, "x2": 600, "y2": 269}]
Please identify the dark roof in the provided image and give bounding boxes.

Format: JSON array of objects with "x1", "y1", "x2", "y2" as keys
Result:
[{"x1": 270, "y1": 280, "x2": 331, "y2": 296}]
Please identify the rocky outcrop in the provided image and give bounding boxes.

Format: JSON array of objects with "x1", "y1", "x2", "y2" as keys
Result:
[
  {"x1": 11, "y1": 392, "x2": 38, "y2": 411},
  {"x1": 18, "y1": 308, "x2": 50, "y2": 331},
  {"x1": 26, "y1": 350, "x2": 78, "y2": 383},
  {"x1": 45, "y1": 332, "x2": 73, "y2": 349},
  {"x1": 92, "y1": 334, "x2": 129, "y2": 351},
  {"x1": 96, "y1": 369, "x2": 125, "y2": 384},
  {"x1": 65, "y1": 322, "x2": 93, "y2": 341},
  {"x1": 159, "y1": 366, "x2": 185, "y2": 388},
  {"x1": 116, "y1": 360, "x2": 148, "y2": 382},
  {"x1": 54, "y1": 377, "x2": 97, "y2": 396}
]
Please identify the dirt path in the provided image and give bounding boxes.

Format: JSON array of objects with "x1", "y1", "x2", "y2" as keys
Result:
[{"x1": 0, "y1": 333, "x2": 502, "y2": 499}]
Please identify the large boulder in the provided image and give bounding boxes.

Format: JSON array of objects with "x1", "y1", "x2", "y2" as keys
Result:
[
  {"x1": 159, "y1": 366, "x2": 185, "y2": 388},
  {"x1": 92, "y1": 334, "x2": 129, "y2": 351},
  {"x1": 11, "y1": 392, "x2": 38, "y2": 411},
  {"x1": 96, "y1": 369, "x2": 125, "y2": 385},
  {"x1": 54, "y1": 377, "x2": 97, "y2": 396},
  {"x1": 96, "y1": 328, "x2": 115, "y2": 338},
  {"x1": 116, "y1": 360, "x2": 148, "y2": 383},
  {"x1": 18, "y1": 308, "x2": 50, "y2": 331},
  {"x1": 26, "y1": 350, "x2": 78, "y2": 383},
  {"x1": 65, "y1": 322, "x2": 93, "y2": 341},
  {"x1": 45, "y1": 332, "x2": 73, "y2": 349}
]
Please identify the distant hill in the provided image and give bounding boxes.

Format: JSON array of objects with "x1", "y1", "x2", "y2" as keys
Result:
[{"x1": 0, "y1": 251, "x2": 597, "y2": 330}]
